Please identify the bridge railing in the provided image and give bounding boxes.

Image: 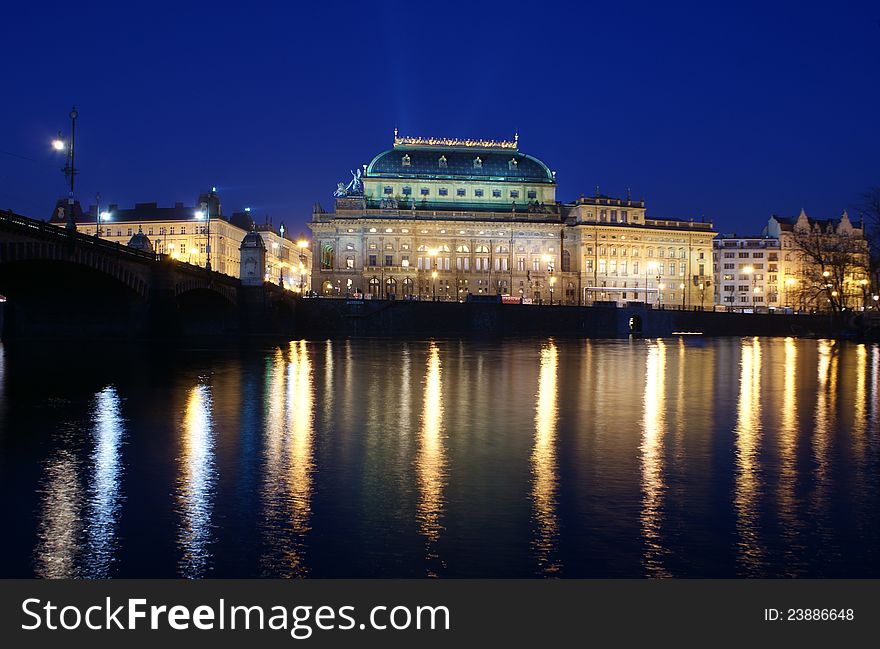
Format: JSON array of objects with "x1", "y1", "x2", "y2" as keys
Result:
[{"x1": 1, "y1": 209, "x2": 159, "y2": 262}]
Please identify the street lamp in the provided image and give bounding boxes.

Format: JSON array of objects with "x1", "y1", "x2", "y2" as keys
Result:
[
  {"x1": 657, "y1": 282, "x2": 664, "y2": 309},
  {"x1": 195, "y1": 201, "x2": 211, "y2": 270},
  {"x1": 679, "y1": 282, "x2": 685, "y2": 309},
  {"x1": 431, "y1": 270, "x2": 438, "y2": 301},
  {"x1": 98, "y1": 211, "x2": 110, "y2": 238},
  {"x1": 699, "y1": 282, "x2": 705, "y2": 309},
  {"x1": 873, "y1": 294, "x2": 879, "y2": 309},
  {"x1": 742, "y1": 265, "x2": 755, "y2": 312},
  {"x1": 428, "y1": 248, "x2": 438, "y2": 300},
  {"x1": 297, "y1": 238, "x2": 308, "y2": 293},
  {"x1": 51, "y1": 106, "x2": 79, "y2": 231},
  {"x1": 549, "y1": 275, "x2": 556, "y2": 305},
  {"x1": 859, "y1": 278, "x2": 869, "y2": 310}
]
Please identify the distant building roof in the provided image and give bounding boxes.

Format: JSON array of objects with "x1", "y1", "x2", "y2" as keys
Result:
[{"x1": 365, "y1": 133, "x2": 555, "y2": 184}]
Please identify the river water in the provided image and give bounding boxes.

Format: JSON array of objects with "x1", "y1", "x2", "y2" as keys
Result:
[{"x1": 1, "y1": 337, "x2": 878, "y2": 578}]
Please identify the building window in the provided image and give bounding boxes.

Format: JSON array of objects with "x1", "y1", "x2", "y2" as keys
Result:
[
  {"x1": 385, "y1": 255, "x2": 393, "y2": 266},
  {"x1": 492, "y1": 189, "x2": 501, "y2": 198},
  {"x1": 402, "y1": 154, "x2": 411, "y2": 166},
  {"x1": 475, "y1": 189, "x2": 484, "y2": 197},
  {"x1": 402, "y1": 186, "x2": 412, "y2": 196},
  {"x1": 368, "y1": 254, "x2": 377, "y2": 267},
  {"x1": 527, "y1": 190, "x2": 537, "y2": 200},
  {"x1": 439, "y1": 188, "x2": 448, "y2": 196},
  {"x1": 321, "y1": 243, "x2": 335, "y2": 270},
  {"x1": 474, "y1": 157, "x2": 482, "y2": 169},
  {"x1": 346, "y1": 256, "x2": 354, "y2": 269},
  {"x1": 510, "y1": 190, "x2": 519, "y2": 199},
  {"x1": 456, "y1": 188, "x2": 466, "y2": 197},
  {"x1": 180, "y1": 226, "x2": 186, "y2": 235},
  {"x1": 127, "y1": 228, "x2": 133, "y2": 236},
  {"x1": 439, "y1": 155, "x2": 447, "y2": 168},
  {"x1": 420, "y1": 188, "x2": 429, "y2": 196},
  {"x1": 383, "y1": 186, "x2": 393, "y2": 195}
]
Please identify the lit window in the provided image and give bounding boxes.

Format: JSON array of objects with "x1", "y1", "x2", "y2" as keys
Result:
[{"x1": 402, "y1": 154, "x2": 411, "y2": 167}]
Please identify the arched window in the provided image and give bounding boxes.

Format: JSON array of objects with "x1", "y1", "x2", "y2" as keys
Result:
[
  {"x1": 437, "y1": 244, "x2": 451, "y2": 252},
  {"x1": 456, "y1": 244, "x2": 470, "y2": 253},
  {"x1": 320, "y1": 242, "x2": 335, "y2": 269},
  {"x1": 368, "y1": 276, "x2": 380, "y2": 298},
  {"x1": 385, "y1": 276, "x2": 397, "y2": 298},
  {"x1": 495, "y1": 245, "x2": 509, "y2": 253},
  {"x1": 402, "y1": 277, "x2": 414, "y2": 297},
  {"x1": 475, "y1": 245, "x2": 490, "y2": 254},
  {"x1": 561, "y1": 250, "x2": 571, "y2": 272}
]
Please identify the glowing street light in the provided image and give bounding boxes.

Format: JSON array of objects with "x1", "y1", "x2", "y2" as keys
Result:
[
  {"x1": 431, "y1": 270, "x2": 438, "y2": 301},
  {"x1": 679, "y1": 282, "x2": 686, "y2": 309},
  {"x1": 549, "y1": 275, "x2": 556, "y2": 305},
  {"x1": 51, "y1": 138, "x2": 66, "y2": 151},
  {"x1": 296, "y1": 238, "x2": 308, "y2": 293}
]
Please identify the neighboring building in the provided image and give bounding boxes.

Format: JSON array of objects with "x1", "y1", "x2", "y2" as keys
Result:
[
  {"x1": 712, "y1": 235, "x2": 788, "y2": 310},
  {"x1": 763, "y1": 210, "x2": 870, "y2": 311},
  {"x1": 310, "y1": 133, "x2": 715, "y2": 305},
  {"x1": 51, "y1": 190, "x2": 312, "y2": 290}
]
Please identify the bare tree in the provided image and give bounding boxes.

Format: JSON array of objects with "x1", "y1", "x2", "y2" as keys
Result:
[
  {"x1": 790, "y1": 221, "x2": 870, "y2": 313},
  {"x1": 858, "y1": 187, "x2": 880, "y2": 282}
]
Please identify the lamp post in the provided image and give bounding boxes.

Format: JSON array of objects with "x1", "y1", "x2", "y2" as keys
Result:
[
  {"x1": 679, "y1": 282, "x2": 685, "y2": 309},
  {"x1": 785, "y1": 277, "x2": 796, "y2": 309},
  {"x1": 428, "y1": 248, "x2": 438, "y2": 301},
  {"x1": 52, "y1": 106, "x2": 79, "y2": 231},
  {"x1": 657, "y1": 282, "x2": 664, "y2": 309},
  {"x1": 859, "y1": 278, "x2": 869, "y2": 310},
  {"x1": 297, "y1": 238, "x2": 309, "y2": 294},
  {"x1": 873, "y1": 294, "x2": 879, "y2": 310},
  {"x1": 742, "y1": 265, "x2": 754, "y2": 313},
  {"x1": 645, "y1": 262, "x2": 655, "y2": 306},
  {"x1": 195, "y1": 200, "x2": 211, "y2": 271},
  {"x1": 822, "y1": 270, "x2": 833, "y2": 312},
  {"x1": 699, "y1": 282, "x2": 705, "y2": 309},
  {"x1": 98, "y1": 211, "x2": 110, "y2": 239},
  {"x1": 549, "y1": 275, "x2": 556, "y2": 305}
]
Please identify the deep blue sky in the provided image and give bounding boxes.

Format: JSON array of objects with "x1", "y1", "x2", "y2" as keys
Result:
[{"x1": 1, "y1": 1, "x2": 878, "y2": 236}]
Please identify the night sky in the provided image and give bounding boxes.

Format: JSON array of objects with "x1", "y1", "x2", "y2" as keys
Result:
[{"x1": 1, "y1": 1, "x2": 878, "y2": 237}]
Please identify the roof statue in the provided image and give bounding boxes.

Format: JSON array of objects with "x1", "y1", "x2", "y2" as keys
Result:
[{"x1": 334, "y1": 168, "x2": 363, "y2": 197}]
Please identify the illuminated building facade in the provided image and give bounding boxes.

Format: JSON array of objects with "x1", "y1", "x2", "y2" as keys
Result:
[
  {"x1": 53, "y1": 190, "x2": 312, "y2": 290},
  {"x1": 713, "y1": 211, "x2": 871, "y2": 312},
  {"x1": 310, "y1": 133, "x2": 714, "y2": 305}
]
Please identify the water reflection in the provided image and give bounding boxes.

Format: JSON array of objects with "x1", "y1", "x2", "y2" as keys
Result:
[
  {"x1": 34, "y1": 446, "x2": 82, "y2": 578},
  {"x1": 777, "y1": 338, "x2": 800, "y2": 570},
  {"x1": 812, "y1": 340, "x2": 837, "y2": 531},
  {"x1": 531, "y1": 341, "x2": 561, "y2": 574},
  {"x1": 261, "y1": 341, "x2": 314, "y2": 577},
  {"x1": 734, "y1": 337, "x2": 764, "y2": 574},
  {"x1": 84, "y1": 387, "x2": 124, "y2": 577},
  {"x1": 641, "y1": 340, "x2": 669, "y2": 577},
  {"x1": 177, "y1": 383, "x2": 216, "y2": 578},
  {"x1": 416, "y1": 342, "x2": 445, "y2": 576}
]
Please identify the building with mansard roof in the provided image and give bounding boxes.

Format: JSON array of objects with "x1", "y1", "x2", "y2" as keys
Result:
[{"x1": 309, "y1": 132, "x2": 715, "y2": 306}]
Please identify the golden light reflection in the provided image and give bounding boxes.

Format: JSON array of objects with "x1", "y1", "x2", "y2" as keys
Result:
[
  {"x1": 262, "y1": 342, "x2": 314, "y2": 577},
  {"x1": 734, "y1": 337, "x2": 764, "y2": 574},
  {"x1": 416, "y1": 342, "x2": 445, "y2": 576},
  {"x1": 777, "y1": 338, "x2": 799, "y2": 567},
  {"x1": 84, "y1": 386, "x2": 124, "y2": 578},
  {"x1": 871, "y1": 346, "x2": 880, "y2": 434},
  {"x1": 177, "y1": 383, "x2": 215, "y2": 578},
  {"x1": 641, "y1": 340, "x2": 669, "y2": 577},
  {"x1": 532, "y1": 341, "x2": 561, "y2": 574},
  {"x1": 812, "y1": 340, "x2": 836, "y2": 522}
]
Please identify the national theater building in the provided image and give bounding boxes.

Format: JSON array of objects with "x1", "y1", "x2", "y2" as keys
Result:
[{"x1": 309, "y1": 133, "x2": 715, "y2": 306}]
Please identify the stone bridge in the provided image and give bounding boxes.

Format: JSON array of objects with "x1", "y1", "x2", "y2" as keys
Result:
[{"x1": 0, "y1": 210, "x2": 295, "y2": 340}]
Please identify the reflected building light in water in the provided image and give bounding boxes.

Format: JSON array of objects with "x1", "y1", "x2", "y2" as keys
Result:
[
  {"x1": 323, "y1": 340, "x2": 334, "y2": 423},
  {"x1": 417, "y1": 342, "x2": 446, "y2": 575},
  {"x1": 871, "y1": 346, "x2": 880, "y2": 436},
  {"x1": 35, "y1": 447, "x2": 82, "y2": 578},
  {"x1": 84, "y1": 386, "x2": 125, "y2": 578},
  {"x1": 777, "y1": 338, "x2": 800, "y2": 569},
  {"x1": 400, "y1": 344, "x2": 412, "y2": 440},
  {"x1": 177, "y1": 383, "x2": 216, "y2": 578},
  {"x1": 734, "y1": 337, "x2": 765, "y2": 575},
  {"x1": 641, "y1": 340, "x2": 669, "y2": 577},
  {"x1": 284, "y1": 340, "x2": 315, "y2": 576},
  {"x1": 261, "y1": 342, "x2": 314, "y2": 577},
  {"x1": 812, "y1": 340, "x2": 836, "y2": 524},
  {"x1": 532, "y1": 341, "x2": 561, "y2": 575}
]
